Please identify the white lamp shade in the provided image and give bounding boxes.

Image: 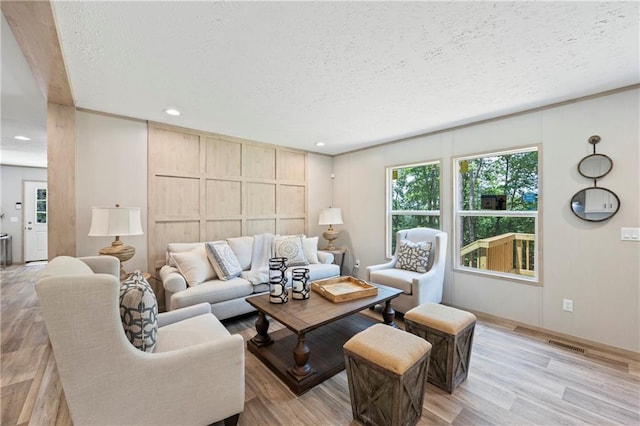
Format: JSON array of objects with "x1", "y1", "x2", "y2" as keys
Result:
[
  {"x1": 88, "y1": 207, "x2": 143, "y2": 237},
  {"x1": 319, "y1": 207, "x2": 343, "y2": 226}
]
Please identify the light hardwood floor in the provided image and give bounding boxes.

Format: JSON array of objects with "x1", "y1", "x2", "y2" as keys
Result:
[{"x1": 1, "y1": 263, "x2": 639, "y2": 425}]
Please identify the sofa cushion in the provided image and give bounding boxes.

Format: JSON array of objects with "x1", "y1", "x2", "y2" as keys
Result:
[
  {"x1": 170, "y1": 246, "x2": 217, "y2": 287},
  {"x1": 273, "y1": 235, "x2": 308, "y2": 266},
  {"x1": 206, "y1": 241, "x2": 243, "y2": 280},
  {"x1": 40, "y1": 256, "x2": 94, "y2": 277},
  {"x1": 226, "y1": 236, "x2": 254, "y2": 271},
  {"x1": 120, "y1": 271, "x2": 158, "y2": 352},
  {"x1": 170, "y1": 277, "x2": 254, "y2": 309},
  {"x1": 395, "y1": 239, "x2": 432, "y2": 273},
  {"x1": 300, "y1": 263, "x2": 340, "y2": 281},
  {"x1": 303, "y1": 236, "x2": 320, "y2": 264}
]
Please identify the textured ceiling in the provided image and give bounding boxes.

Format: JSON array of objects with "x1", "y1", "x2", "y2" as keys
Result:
[{"x1": 2, "y1": 2, "x2": 639, "y2": 165}]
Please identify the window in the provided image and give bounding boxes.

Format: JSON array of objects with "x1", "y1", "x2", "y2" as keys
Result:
[
  {"x1": 36, "y1": 188, "x2": 47, "y2": 224},
  {"x1": 454, "y1": 147, "x2": 539, "y2": 282},
  {"x1": 387, "y1": 161, "x2": 440, "y2": 256}
]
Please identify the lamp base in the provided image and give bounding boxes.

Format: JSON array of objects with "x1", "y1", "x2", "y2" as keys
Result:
[
  {"x1": 99, "y1": 238, "x2": 135, "y2": 281},
  {"x1": 322, "y1": 229, "x2": 339, "y2": 251}
]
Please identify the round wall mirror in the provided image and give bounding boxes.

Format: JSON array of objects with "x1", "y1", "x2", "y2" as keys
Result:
[
  {"x1": 570, "y1": 187, "x2": 620, "y2": 222},
  {"x1": 578, "y1": 154, "x2": 613, "y2": 179}
]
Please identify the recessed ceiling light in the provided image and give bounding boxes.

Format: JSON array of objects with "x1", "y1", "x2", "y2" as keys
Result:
[
  {"x1": 14, "y1": 135, "x2": 31, "y2": 141},
  {"x1": 163, "y1": 108, "x2": 181, "y2": 116},
  {"x1": 315, "y1": 142, "x2": 325, "y2": 147}
]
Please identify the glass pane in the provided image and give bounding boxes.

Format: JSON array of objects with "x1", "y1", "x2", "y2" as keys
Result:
[
  {"x1": 37, "y1": 189, "x2": 47, "y2": 200},
  {"x1": 392, "y1": 164, "x2": 440, "y2": 211},
  {"x1": 459, "y1": 216, "x2": 535, "y2": 277},
  {"x1": 36, "y1": 212, "x2": 47, "y2": 224},
  {"x1": 37, "y1": 201, "x2": 46, "y2": 212},
  {"x1": 391, "y1": 215, "x2": 440, "y2": 254},
  {"x1": 458, "y1": 151, "x2": 538, "y2": 211}
]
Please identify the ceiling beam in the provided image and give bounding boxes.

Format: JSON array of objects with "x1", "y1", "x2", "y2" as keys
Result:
[{"x1": 1, "y1": 0, "x2": 74, "y2": 106}]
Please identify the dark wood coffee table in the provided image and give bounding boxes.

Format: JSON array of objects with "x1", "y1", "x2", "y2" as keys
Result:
[{"x1": 245, "y1": 282, "x2": 402, "y2": 395}]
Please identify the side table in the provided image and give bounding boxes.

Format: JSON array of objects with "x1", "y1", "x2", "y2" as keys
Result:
[{"x1": 319, "y1": 247, "x2": 347, "y2": 275}]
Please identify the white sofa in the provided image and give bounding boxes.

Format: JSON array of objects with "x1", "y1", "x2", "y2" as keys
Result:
[{"x1": 160, "y1": 235, "x2": 341, "y2": 319}]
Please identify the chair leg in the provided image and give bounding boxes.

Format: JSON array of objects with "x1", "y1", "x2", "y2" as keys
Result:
[{"x1": 223, "y1": 413, "x2": 240, "y2": 426}]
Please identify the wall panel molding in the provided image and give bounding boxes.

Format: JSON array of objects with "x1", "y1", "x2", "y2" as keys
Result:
[{"x1": 148, "y1": 123, "x2": 307, "y2": 272}]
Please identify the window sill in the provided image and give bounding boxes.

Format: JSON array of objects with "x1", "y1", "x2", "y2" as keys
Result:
[{"x1": 453, "y1": 266, "x2": 541, "y2": 286}]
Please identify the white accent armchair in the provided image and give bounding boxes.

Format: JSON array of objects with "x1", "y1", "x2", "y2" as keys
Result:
[
  {"x1": 366, "y1": 228, "x2": 447, "y2": 314},
  {"x1": 36, "y1": 255, "x2": 244, "y2": 426}
]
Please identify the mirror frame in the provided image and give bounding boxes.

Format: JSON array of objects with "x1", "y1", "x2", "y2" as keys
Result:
[
  {"x1": 577, "y1": 153, "x2": 613, "y2": 179},
  {"x1": 570, "y1": 187, "x2": 620, "y2": 222}
]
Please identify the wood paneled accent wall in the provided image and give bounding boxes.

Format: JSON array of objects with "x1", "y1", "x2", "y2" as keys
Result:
[{"x1": 147, "y1": 123, "x2": 307, "y2": 272}]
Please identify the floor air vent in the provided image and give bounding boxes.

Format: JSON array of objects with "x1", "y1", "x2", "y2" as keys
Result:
[{"x1": 547, "y1": 339, "x2": 585, "y2": 353}]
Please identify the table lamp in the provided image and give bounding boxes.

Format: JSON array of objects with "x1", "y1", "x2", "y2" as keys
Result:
[
  {"x1": 319, "y1": 207, "x2": 343, "y2": 250},
  {"x1": 88, "y1": 205, "x2": 143, "y2": 280}
]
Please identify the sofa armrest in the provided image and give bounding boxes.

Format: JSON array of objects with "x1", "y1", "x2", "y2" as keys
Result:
[
  {"x1": 365, "y1": 258, "x2": 397, "y2": 281},
  {"x1": 79, "y1": 256, "x2": 120, "y2": 278},
  {"x1": 160, "y1": 265, "x2": 187, "y2": 293},
  {"x1": 317, "y1": 251, "x2": 334, "y2": 264},
  {"x1": 157, "y1": 303, "x2": 212, "y2": 327}
]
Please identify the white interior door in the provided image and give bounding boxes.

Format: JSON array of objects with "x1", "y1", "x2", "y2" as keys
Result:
[{"x1": 24, "y1": 181, "x2": 48, "y2": 262}]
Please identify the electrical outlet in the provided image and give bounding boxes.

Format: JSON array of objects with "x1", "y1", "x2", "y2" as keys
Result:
[
  {"x1": 563, "y1": 299, "x2": 573, "y2": 312},
  {"x1": 354, "y1": 259, "x2": 360, "y2": 268}
]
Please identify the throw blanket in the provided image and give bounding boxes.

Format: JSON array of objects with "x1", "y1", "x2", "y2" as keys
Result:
[{"x1": 241, "y1": 233, "x2": 274, "y2": 285}]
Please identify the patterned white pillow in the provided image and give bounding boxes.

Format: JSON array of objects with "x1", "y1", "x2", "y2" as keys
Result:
[
  {"x1": 120, "y1": 270, "x2": 158, "y2": 352},
  {"x1": 205, "y1": 241, "x2": 242, "y2": 280},
  {"x1": 395, "y1": 239, "x2": 432, "y2": 273},
  {"x1": 273, "y1": 235, "x2": 309, "y2": 266},
  {"x1": 170, "y1": 246, "x2": 217, "y2": 286}
]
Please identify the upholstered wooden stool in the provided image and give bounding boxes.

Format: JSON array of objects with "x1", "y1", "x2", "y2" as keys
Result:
[
  {"x1": 404, "y1": 303, "x2": 476, "y2": 393},
  {"x1": 343, "y1": 323, "x2": 432, "y2": 426}
]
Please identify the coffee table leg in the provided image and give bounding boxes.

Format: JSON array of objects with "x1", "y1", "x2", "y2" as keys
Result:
[
  {"x1": 251, "y1": 311, "x2": 273, "y2": 347},
  {"x1": 382, "y1": 300, "x2": 398, "y2": 328},
  {"x1": 288, "y1": 332, "x2": 313, "y2": 380}
]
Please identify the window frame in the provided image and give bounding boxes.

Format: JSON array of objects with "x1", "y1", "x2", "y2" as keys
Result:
[
  {"x1": 453, "y1": 146, "x2": 540, "y2": 284},
  {"x1": 386, "y1": 160, "x2": 441, "y2": 258}
]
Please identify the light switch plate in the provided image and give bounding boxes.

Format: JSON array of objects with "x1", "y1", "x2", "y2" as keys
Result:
[{"x1": 621, "y1": 227, "x2": 640, "y2": 241}]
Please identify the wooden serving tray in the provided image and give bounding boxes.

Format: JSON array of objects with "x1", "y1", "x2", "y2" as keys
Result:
[{"x1": 311, "y1": 276, "x2": 378, "y2": 303}]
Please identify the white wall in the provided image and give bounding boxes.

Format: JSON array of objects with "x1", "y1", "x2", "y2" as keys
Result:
[
  {"x1": 75, "y1": 111, "x2": 148, "y2": 273},
  {"x1": 333, "y1": 88, "x2": 640, "y2": 352},
  {"x1": 307, "y1": 153, "x2": 334, "y2": 239},
  {"x1": 0, "y1": 165, "x2": 48, "y2": 263}
]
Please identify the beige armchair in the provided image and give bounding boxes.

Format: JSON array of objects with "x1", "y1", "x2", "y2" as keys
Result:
[
  {"x1": 36, "y1": 255, "x2": 244, "y2": 426},
  {"x1": 367, "y1": 228, "x2": 447, "y2": 314}
]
